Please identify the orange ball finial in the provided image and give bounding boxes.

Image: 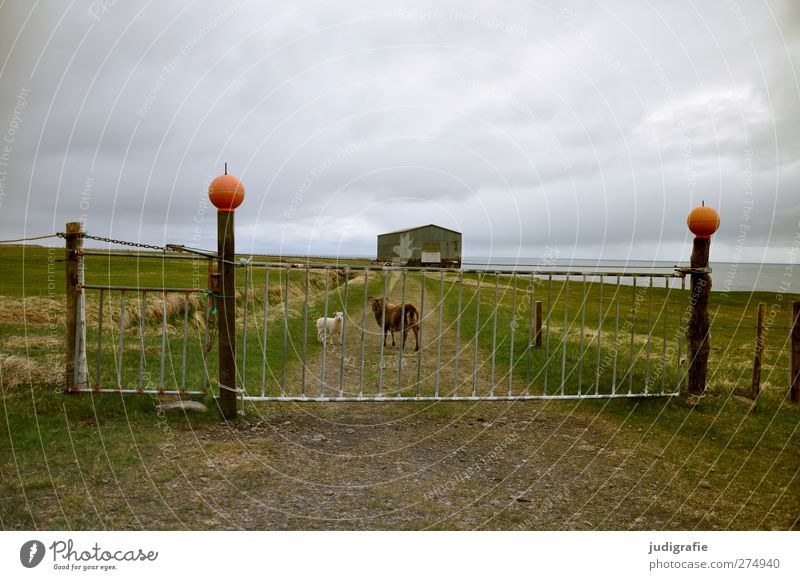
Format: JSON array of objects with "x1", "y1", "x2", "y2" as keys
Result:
[
  {"x1": 208, "y1": 167, "x2": 245, "y2": 212},
  {"x1": 687, "y1": 202, "x2": 720, "y2": 238}
]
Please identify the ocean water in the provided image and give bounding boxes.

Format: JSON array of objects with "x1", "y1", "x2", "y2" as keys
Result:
[{"x1": 460, "y1": 258, "x2": 798, "y2": 295}]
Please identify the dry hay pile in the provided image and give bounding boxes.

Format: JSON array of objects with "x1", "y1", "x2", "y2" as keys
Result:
[
  {"x1": 0, "y1": 296, "x2": 63, "y2": 326},
  {"x1": 84, "y1": 292, "x2": 206, "y2": 332},
  {"x1": 2, "y1": 335, "x2": 60, "y2": 350},
  {"x1": 0, "y1": 353, "x2": 62, "y2": 391},
  {"x1": 244, "y1": 269, "x2": 352, "y2": 310}
]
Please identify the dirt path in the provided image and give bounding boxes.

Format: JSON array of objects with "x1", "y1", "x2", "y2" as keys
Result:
[{"x1": 55, "y1": 397, "x2": 791, "y2": 531}]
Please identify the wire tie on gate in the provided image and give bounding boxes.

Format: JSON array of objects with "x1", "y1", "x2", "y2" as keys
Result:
[
  {"x1": 203, "y1": 288, "x2": 224, "y2": 316},
  {"x1": 203, "y1": 288, "x2": 235, "y2": 299},
  {"x1": 218, "y1": 383, "x2": 245, "y2": 393}
]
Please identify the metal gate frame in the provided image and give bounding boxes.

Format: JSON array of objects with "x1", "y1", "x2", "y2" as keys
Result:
[
  {"x1": 66, "y1": 228, "x2": 688, "y2": 402},
  {"x1": 235, "y1": 261, "x2": 686, "y2": 402}
]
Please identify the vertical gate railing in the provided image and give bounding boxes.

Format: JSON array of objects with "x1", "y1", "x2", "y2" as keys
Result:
[
  {"x1": 75, "y1": 284, "x2": 212, "y2": 395},
  {"x1": 234, "y1": 262, "x2": 686, "y2": 401},
  {"x1": 67, "y1": 244, "x2": 214, "y2": 396}
]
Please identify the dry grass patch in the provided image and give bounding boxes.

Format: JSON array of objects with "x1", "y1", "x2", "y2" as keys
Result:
[
  {"x1": 0, "y1": 296, "x2": 63, "y2": 325},
  {"x1": 2, "y1": 335, "x2": 61, "y2": 350},
  {"x1": 0, "y1": 353, "x2": 61, "y2": 391}
]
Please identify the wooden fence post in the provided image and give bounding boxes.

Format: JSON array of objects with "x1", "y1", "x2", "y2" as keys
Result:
[
  {"x1": 685, "y1": 203, "x2": 719, "y2": 395},
  {"x1": 208, "y1": 166, "x2": 245, "y2": 420},
  {"x1": 751, "y1": 302, "x2": 765, "y2": 400},
  {"x1": 218, "y1": 211, "x2": 237, "y2": 418},
  {"x1": 791, "y1": 301, "x2": 800, "y2": 404},
  {"x1": 64, "y1": 222, "x2": 84, "y2": 393}
]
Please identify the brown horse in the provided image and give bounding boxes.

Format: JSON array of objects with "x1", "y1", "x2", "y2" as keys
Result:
[{"x1": 368, "y1": 296, "x2": 420, "y2": 351}]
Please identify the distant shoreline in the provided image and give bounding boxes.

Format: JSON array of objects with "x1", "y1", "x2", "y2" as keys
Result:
[{"x1": 0, "y1": 244, "x2": 796, "y2": 267}]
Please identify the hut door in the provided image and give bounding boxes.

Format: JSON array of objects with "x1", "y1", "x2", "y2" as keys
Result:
[{"x1": 421, "y1": 242, "x2": 441, "y2": 264}]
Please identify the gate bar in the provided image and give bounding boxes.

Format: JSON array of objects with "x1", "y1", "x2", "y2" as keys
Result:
[
  {"x1": 82, "y1": 284, "x2": 203, "y2": 292},
  {"x1": 645, "y1": 276, "x2": 654, "y2": 389},
  {"x1": 434, "y1": 270, "x2": 444, "y2": 397},
  {"x1": 595, "y1": 276, "x2": 603, "y2": 394},
  {"x1": 339, "y1": 268, "x2": 350, "y2": 397},
  {"x1": 138, "y1": 292, "x2": 146, "y2": 389},
  {"x1": 678, "y1": 276, "x2": 686, "y2": 390},
  {"x1": 321, "y1": 267, "x2": 330, "y2": 394},
  {"x1": 453, "y1": 271, "x2": 463, "y2": 397},
  {"x1": 416, "y1": 270, "x2": 425, "y2": 397},
  {"x1": 662, "y1": 277, "x2": 669, "y2": 392},
  {"x1": 160, "y1": 291, "x2": 167, "y2": 390},
  {"x1": 237, "y1": 392, "x2": 678, "y2": 403},
  {"x1": 378, "y1": 269, "x2": 388, "y2": 396},
  {"x1": 490, "y1": 272, "x2": 499, "y2": 396},
  {"x1": 181, "y1": 292, "x2": 189, "y2": 390},
  {"x1": 301, "y1": 267, "x2": 308, "y2": 398},
  {"x1": 95, "y1": 289, "x2": 104, "y2": 389},
  {"x1": 509, "y1": 272, "x2": 517, "y2": 396},
  {"x1": 281, "y1": 269, "x2": 289, "y2": 397},
  {"x1": 629, "y1": 277, "x2": 637, "y2": 394},
  {"x1": 262, "y1": 267, "x2": 270, "y2": 398},
  {"x1": 545, "y1": 275, "x2": 552, "y2": 394},
  {"x1": 526, "y1": 273, "x2": 535, "y2": 394},
  {"x1": 359, "y1": 269, "x2": 369, "y2": 398},
  {"x1": 247, "y1": 262, "x2": 682, "y2": 277},
  {"x1": 578, "y1": 275, "x2": 587, "y2": 393},
  {"x1": 472, "y1": 272, "x2": 482, "y2": 397},
  {"x1": 202, "y1": 294, "x2": 211, "y2": 391},
  {"x1": 561, "y1": 275, "x2": 569, "y2": 395},
  {"x1": 612, "y1": 276, "x2": 621, "y2": 394},
  {"x1": 116, "y1": 291, "x2": 126, "y2": 389},
  {"x1": 241, "y1": 265, "x2": 250, "y2": 392},
  {"x1": 398, "y1": 269, "x2": 407, "y2": 396}
]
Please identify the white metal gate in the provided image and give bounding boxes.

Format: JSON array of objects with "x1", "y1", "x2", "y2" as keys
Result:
[{"x1": 70, "y1": 249, "x2": 687, "y2": 402}]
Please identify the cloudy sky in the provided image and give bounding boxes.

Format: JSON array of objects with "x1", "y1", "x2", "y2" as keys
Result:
[{"x1": 0, "y1": 0, "x2": 798, "y2": 263}]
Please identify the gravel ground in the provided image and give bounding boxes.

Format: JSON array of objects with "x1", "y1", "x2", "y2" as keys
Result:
[
  {"x1": 4, "y1": 396, "x2": 797, "y2": 531},
  {"x1": 117, "y1": 398, "x2": 794, "y2": 531}
]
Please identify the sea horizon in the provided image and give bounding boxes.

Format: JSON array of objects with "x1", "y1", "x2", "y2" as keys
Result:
[{"x1": 263, "y1": 254, "x2": 797, "y2": 294}]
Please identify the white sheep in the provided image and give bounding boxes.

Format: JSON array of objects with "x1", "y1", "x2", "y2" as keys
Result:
[{"x1": 316, "y1": 311, "x2": 344, "y2": 345}]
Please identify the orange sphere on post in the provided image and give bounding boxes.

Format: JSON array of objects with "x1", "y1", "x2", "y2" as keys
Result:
[
  {"x1": 687, "y1": 203, "x2": 720, "y2": 238},
  {"x1": 208, "y1": 170, "x2": 245, "y2": 212}
]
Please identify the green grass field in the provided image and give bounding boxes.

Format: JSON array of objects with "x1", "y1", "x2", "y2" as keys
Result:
[{"x1": 1, "y1": 244, "x2": 798, "y2": 530}]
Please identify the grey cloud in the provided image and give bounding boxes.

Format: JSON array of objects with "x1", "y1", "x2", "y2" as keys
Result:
[{"x1": 0, "y1": 0, "x2": 797, "y2": 264}]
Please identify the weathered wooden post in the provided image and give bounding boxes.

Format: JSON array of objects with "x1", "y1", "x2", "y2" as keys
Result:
[
  {"x1": 64, "y1": 221, "x2": 87, "y2": 392},
  {"x1": 751, "y1": 302, "x2": 766, "y2": 400},
  {"x1": 65, "y1": 222, "x2": 82, "y2": 393},
  {"x1": 791, "y1": 301, "x2": 800, "y2": 404},
  {"x1": 208, "y1": 165, "x2": 245, "y2": 420},
  {"x1": 685, "y1": 202, "x2": 720, "y2": 395}
]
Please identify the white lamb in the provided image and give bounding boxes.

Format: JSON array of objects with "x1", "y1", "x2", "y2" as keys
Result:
[{"x1": 316, "y1": 312, "x2": 344, "y2": 345}]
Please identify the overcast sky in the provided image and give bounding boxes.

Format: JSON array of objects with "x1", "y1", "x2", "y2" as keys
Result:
[{"x1": 0, "y1": 0, "x2": 798, "y2": 263}]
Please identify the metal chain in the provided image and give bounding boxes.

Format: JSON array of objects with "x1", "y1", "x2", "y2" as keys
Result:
[
  {"x1": 80, "y1": 233, "x2": 177, "y2": 253},
  {"x1": 54, "y1": 231, "x2": 245, "y2": 264}
]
